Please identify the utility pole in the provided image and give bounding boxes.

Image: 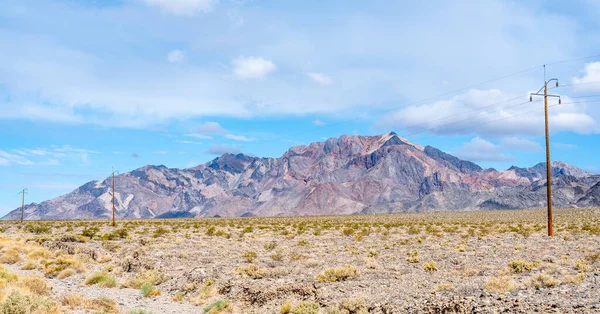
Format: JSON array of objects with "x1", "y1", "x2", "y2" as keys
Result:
[
  {"x1": 530, "y1": 65, "x2": 561, "y2": 237},
  {"x1": 19, "y1": 188, "x2": 28, "y2": 221},
  {"x1": 110, "y1": 168, "x2": 119, "y2": 227}
]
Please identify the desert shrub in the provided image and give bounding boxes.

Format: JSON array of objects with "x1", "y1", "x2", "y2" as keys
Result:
[
  {"x1": 406, "y1": 250, "x2": 420, "y2": 263},
  {"x1": 140, "y1": 283, "x2": 161, "y2": 297},
  {"x1": 291, "y1": 301, "x2": 319, "y2": 314},
  {"x1": 342, "y1": 228, "x2": 354, "y2": 236},
  {"x1": 280, "y1": 301, "x2": 293, "y2": 314},
  {"x1": 316, "y1": 265, "x2": 360, "y2": 283},
  {"x1": 326, "y1": 298, "x2": 368, "y2": 314},
  {"x1": 203, "y1": 299, "x2": 232, "y2": 313},
  {"x1": 508, "y1": 259, "x2": 537, "y2": 273},
  {"x1": 264, "y1": 242, "x2": 277, "y2": 251},
  {"x1": 24, "y1": 224, "x2": 51, "y2": 235},
  {"x1": 0, "y1": 291, "x2": 60, "y2": 314},
  {"x1": 529, "y1": 274, "x2": 559, "y2": 288},
  {"x1": 235, "y1": 264, "x2": 268, "y2": 279},
  {"x1": 152, "y1": 227, "x2": 169, "y2": 238},
  {"x1": 58, "y1": 235, "x2": 88, "y2": 243},
  {"x1": 128, "y1": 310, "x2": 154, "y2": 314},
  {"x1": 407, "y1": 225, "x2": 420, "y2": 235},
  {"x1": 484, "y1": 276, "x2": 516, "y2": 293},
  {"x1": 575, "y1": 259, "x2": 590, "y2": 272},
  {"x1": 18, "y1": 277, "x2": 50, "y2": 296},
  {"x1": 367, "y1": 250, "x2": 379, "y2": 258},
  {"x1": 85, "y1": 272, "x2": 117, "y2": 288},
  {"x1": 242, "y1": 226, "x2": 254, "y2": 234},
  {"x1": 270, "y1": 252, "x2": 284, "y2": 261},
  {"x1": 290, "y1": 253, "x2": 305, "y2": 261},
  {"x1": 81, "y1": 226, "x2": 99, "y2": 238},
  {"x1": 243, "y1": 251, "x2": 257, "y2": 263},
  {"x1": 206, "y1": 226, "x2": 216, "y2": 236},
  {"x1": 424, "y1": 261, "x2": 438, "y2": 272}
]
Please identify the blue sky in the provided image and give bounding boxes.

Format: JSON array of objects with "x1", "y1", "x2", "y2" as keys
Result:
[{"x1": 1, "y1": 0, "x2": 600, "y2": 215}]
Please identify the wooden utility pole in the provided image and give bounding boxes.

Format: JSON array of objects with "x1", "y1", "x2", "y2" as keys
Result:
[
  {"x1": 19, "y1": 188, "x2": 28, "y2": 221},
  {"x1": 110, "y1": 168, "x2": 119, "y2": 227},
  {"x1": 530, "y1": 67, "x2": 561, "y2": 237}
]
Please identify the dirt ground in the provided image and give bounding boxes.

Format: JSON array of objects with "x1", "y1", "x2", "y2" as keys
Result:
[{"x1": 0, "y1": 207, "x2": 599, "y2": 314}]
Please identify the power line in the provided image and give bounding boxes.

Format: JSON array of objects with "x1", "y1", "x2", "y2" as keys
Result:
[
  {"x1": 414, "y1": 99, "x2": 600, "y2": 141},
  {"x1": 266, "y1": 53, "x2": 600, "y2": 144}
]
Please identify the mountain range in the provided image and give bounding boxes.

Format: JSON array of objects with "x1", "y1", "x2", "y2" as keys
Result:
[{"x1": 3, "y1": 132, "x2": 599, "y2": 220}]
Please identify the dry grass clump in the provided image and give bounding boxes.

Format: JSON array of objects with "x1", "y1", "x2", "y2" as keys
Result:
[
  {"x1": 484, "y1": 276, "x2": 516, "y2": 293},
  {"x1": 235, "y1": 264, "x2": 269, "y2": 279},
  {"x1": 18, "y1": 277, "x2": 51, "y2": 296},
  {"x1": 316, "y1": 265, "x2": 360, "y2": 283},
  {"x1": 0, "y1": 250, "x2": 21, "y2": 265},
  {"x1": 85, "y1": 272, "x2": 117, "y2": 288},
  {"x1": 563, "y1": 273, "x2": 586, "y2": 285},
  {"x1": 43, "y1": 256, "x2": 85, "y2": 278},
  {"x1": 325, "y1": 297, "x2": 368, "y2": 314},
  {"x1": 123, "y1": 269, "x2": 167, "y2": 289},
  {"x1": 435, "y1": 284, "x2": 455, "y2": 292}
]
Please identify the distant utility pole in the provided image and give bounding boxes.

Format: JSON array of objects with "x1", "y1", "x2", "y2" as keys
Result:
[
  {"x1": 530, "y1": 65, "x2": 561, "y2": 237},
  {"x1": 19, "y1": 188, "x2": 28, "y2": 221},
  {"x1": 110, "y1": 168, "x2": 119, "y2": 227}
]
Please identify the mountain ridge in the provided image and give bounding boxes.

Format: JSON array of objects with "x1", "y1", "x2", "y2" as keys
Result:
[{"x1": 3, "y1": 132, "x2": 599, "y2": 220}]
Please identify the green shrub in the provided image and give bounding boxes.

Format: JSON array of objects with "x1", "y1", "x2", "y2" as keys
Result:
[
  {"x1": 203, "y1": 300, "x2": 232, "y2": 313},
  {"x1": 140, "y1": 283, "x2": 160, "y2": 297},
  {"x1": 85, "y1": 272, "x2": 117, "y2": 288}
]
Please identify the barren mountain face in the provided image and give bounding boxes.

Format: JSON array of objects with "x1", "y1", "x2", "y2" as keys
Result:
[{"x1": 3, "y1": 132, "x2": 599, "y2": 220}]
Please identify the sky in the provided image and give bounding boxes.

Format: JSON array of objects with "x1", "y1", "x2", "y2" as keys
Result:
[{"x1": 1, "y1": 0, "x2": 600, "y2": 215}]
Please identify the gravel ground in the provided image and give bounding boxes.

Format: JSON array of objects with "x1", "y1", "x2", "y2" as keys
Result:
[{"x1": 0, "y1": 207, "x2": 599, "y2": 313}]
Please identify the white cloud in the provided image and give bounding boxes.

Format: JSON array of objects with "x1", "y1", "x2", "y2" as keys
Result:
[
  {"x1": 307, "y1": 72, "x2": 333, "y2": 86},
  {"x1": 205, "y1": 144, "x2": 241, "y2": 155},
  {"x1": 454, "y1": 137, "x2": 514, "y2": 162},
  {"x1": 196, "y1": 121, "x2": 227, "y2": 134},
  {"x1": 313, "y1": 119, "x2": 326, "y2": 126},
  {"x1": 0, "y1": 145, "x2": 99, "y2": 166},
  {"x1": 375, "y1": 89, "x2": 599, "y2": 137},
  {"x1": 232, "y1": 56, "x2": 276, "y2": 80},
  {"x1": 154, "y1": 151, "x2": 169, "y2": 154},
  {"x1": 0, "y1": 150, "x2": 35, "y2": 166},
  {"x1": 140, "y1": 0, "x2": 219, "y2": 15},
  {"x1": 167, "y1": 50, "x2": 186, "y2": 63},
  {"x1": 500, "y1": 137, "x2": 541, "y2": 152},
  {"x1": 572, "y1": 62, "x2": 600, "y2": 91},
  {"x1": 225, "y1": 134, "x2": 254, "y2": 141}
]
